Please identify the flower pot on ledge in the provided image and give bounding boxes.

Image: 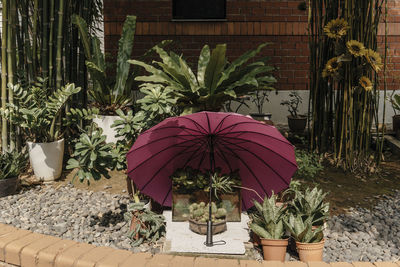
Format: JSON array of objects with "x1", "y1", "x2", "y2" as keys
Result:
[{"x1": 287, "y1": 115, "x2": 307, "y2": 132}]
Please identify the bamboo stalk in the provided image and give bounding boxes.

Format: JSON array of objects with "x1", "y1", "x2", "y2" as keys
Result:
[
  {"x1": 55, "y1": 0, "x2": 65, "y2": 90},
  {"x1": 48, "y1": 0, "x2": 55, "y2": 87},
  {"x1": 1, "y1": 0, "x2": 8, "y2": 152}
]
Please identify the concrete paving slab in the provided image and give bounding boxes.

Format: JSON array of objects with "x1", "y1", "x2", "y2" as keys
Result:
[{"x1": 164, "y1": 211, "x2": 250, "y2": 255}]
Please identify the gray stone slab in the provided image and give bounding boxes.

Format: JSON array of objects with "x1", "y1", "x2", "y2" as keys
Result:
[{"x1": 164, "y1": 210, "x2": 250, "y2": 255}]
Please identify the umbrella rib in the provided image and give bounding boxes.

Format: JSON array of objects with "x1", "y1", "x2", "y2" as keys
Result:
[
  {"x1": 213, "y1": 142, "x2": 234, "y2": 174},
  {"x1": 127, "y1": 137, "x2": 206, "y2": 174},
  {"x1": 214, "y1": 139, "x2": 268, "y2": 195},
  {"x1": 179, "y1": 116, "x2": 209, "y2": 134},
  {"x1": 139, "y1": 141, "x2": 205, "y2": 191},
  {"x1": 219, "y1": 129, "x2": 294, "y2": 146},
  {"x1": 218, "y1": 138, "x2": 292, "y2": 186},
  {"x1": 219, "y1": 135, "x2": 298, "y2": 168},
  {"x1": 212, "y1": 113, "x2": 235, "y2": 134},
  {"x1": 127, "y1": 134, "x2": 204, "y2": 155},
  {"x1": 206, "y1": 112, "x2": 212, "y2": 133},
  {"x1": 180, "y1": 138, "x2": 208, "y2": 170},
  {"x1": 162, "y1": 186, "x2": 172, "y2": 206}
]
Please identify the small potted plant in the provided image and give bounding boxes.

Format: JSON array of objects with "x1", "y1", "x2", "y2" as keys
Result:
[
  {"x1": 280, "y1": 91, "x2": 307, "y2": 132},
  {"x1": 1, "y1": 81, "x2": 81, "y2": 181},
  {"x1": 124, "y1": 202, "x2": 166, "y2": 246},
  {"x1": 284, "y1": 214, "x2": 325, "y2": 262},
  {"x1": 0, "y1": 151, "x2": 27, "y2": 197},
  {"x1": 389, "y1": 94, "x2": 400, "y2": 135},
  {"x1": 188, "y1": 202, "x2": 227, "y2": 235},
  {"x1": 249, "y1": 193, "x2": 288, "y2": 261},
  {"x1": 250, "y1": 89, "x2": 275, "y2": 124},
  {"x1": 286, "y1": 186, "x2": 330, "y2": 228}
]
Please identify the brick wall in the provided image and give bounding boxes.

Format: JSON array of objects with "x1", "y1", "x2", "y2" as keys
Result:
[{"x1": 103, "y1": 0, "x2": 400, "y2": 92}]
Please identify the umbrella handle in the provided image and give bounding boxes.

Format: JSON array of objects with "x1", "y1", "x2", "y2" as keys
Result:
[{"x1": 232, "y1": 185, "x2": 264, "y2": 202}]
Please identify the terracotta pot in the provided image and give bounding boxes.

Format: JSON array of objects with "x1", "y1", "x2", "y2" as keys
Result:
[
  {"x1": 287, "y1": 115, "x2": 307, "y2": 132},
  {"x1": 0, "y1": 177, "x2": 18, "y2": 198},
  {"x1": 260, "y1": 238, "x2": 288, "y2": 261},
  {"x1": 393, "y1": 115, "x2": 400, "y2": 133},
  {"x1": 296, "y1": 239, "x2": 325, "y2": 262},
  {"x1": 189, "y1": 219, "x2": 227, "y2": 235}
]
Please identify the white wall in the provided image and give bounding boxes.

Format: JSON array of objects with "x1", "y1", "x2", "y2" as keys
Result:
[{"x1": 231, "y1": 90, "x2": 399, "y2": 125}]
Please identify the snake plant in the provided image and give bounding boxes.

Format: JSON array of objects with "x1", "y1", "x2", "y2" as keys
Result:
[
  {"x1": 249, "y1": 193, "x2": 287, "y2": 240},
  {"x1": 283, "y1": 213, "x2": 324, "y2": 243},
  {"x1": 129, "y1": 43, "x2": 276, "y2": 114}
]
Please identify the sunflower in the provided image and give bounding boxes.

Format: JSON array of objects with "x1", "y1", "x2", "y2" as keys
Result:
[
  {"x1": 323, "y1": 18, "x2": 350, "y2": 39},
  {"x1": 365, "y1": 49, "x2": 384, "y2": 72},
  {"x1": 359, "y1": 76, "x2": 373, "y2": 91},
  {"x1": 322, "y1": 57, "x2": 342, "y2": 78},
  {"x1": 346, "y1": 40, "x2": 365, "y2": 57}
]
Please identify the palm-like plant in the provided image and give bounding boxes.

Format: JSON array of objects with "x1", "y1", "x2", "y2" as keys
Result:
[{"x1": 129, "y1": 43, "x2": 276, "y2": 114}]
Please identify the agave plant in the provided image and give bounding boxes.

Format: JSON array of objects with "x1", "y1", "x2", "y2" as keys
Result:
[
  {"x1": 283, "y1": 213, "x2": 324, "y2": 243},
  {"x1": 287, "y1": 186, "x2": 329, "y2": 226},
  {"x1": 249, "y1": 193, "x2": 287, "y2": 240},
  {"x1": 129, "y1": 43, "x2": 276, "y2": 114},
  {"x1": 1, "y1": 79, "x2": 81, "y2": 143}
]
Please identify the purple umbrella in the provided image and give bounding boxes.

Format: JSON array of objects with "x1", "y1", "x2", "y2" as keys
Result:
[{"x1": 127, "y1": 111, "x2": 297, "y2": 245}]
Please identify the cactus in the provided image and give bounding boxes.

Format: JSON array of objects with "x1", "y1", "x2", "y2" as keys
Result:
[{"x1": 190, "y1": 202, "x2": 226, "y2": 223}]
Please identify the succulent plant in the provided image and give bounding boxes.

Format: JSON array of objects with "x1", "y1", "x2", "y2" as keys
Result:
[
  {"x1": 189, "y1": 202, "x2": 227, "y2": 223},
  {"x1": 124, "y1": 202, "x2": 166, "y2": 247},
  {"x1": 249, "y1": 192, "x2": 287, "y2": 240},
  {"x1": 286, "y1": 186, "x2": 329, "y2": 226},
  {"x1": 283, "y1": 213, "x2": 324, "y2": 243}
]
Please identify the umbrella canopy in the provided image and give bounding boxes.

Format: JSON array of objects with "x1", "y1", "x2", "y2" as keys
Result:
[{"x1": 127, "y1": 111, "x2": 297, "y2": 209}]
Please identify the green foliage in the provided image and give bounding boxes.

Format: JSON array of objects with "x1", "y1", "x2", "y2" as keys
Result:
[
  {"x1": 250, "y1": 88, "x2": 275, "y2": 114},
  {"x1": 124, "y1": 202, "x2": 166, "y2": 247},
  {"x1": 1, "y1": 79, "x2": 81, "y2": 142},
  {"x1": 249, "y1": 193, "x2": 286, "y2": 240},
  {"x1": 390, "y1": 94, "x2": 400, "y2": 115},
  {"x1": 295, "y1": 149, "x2": 323, "y2": 178},
  {"x1": 0, "y1": 151, "x2": 27, "y2": 180},
  {"x1": 66, "y1": 124, "x2": 115, "y2": 184},
  {"x1": 286, "y1": 186, "x2": 330, "y2": 226},
  {"x1": 280, "y1": 91, "x2": 303, "y2": 117},
  {"x1": 283, "y1": 213, "x2": 324, "y2": 243},
  {"x1": 129, "y1": 43, "x2": 276, "y2": 114},
  {"x1": 206, "y1": 172, "x2": 241, "y2": 199},
  {"x1": 189, "y1": 202, "x2": 226, "y2": 223}
]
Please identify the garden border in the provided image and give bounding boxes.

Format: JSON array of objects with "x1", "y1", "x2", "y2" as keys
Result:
[{"x1": 0, "y1": 223, "x2": 399, "y2": 267}]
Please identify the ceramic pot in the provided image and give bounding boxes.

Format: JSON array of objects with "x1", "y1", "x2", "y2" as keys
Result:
[
  {"x1": 27, "y1": 139, "x2": 64, "y2": 182},
  {"x1": 392, "y1": 115, "x2": 400, "y2": 134},
  {"x1": 287, "y1": 115, "x2": 307, "y2": 132},
  {"x1": 0, "y1": 177, "x2": 18, "y2": 197},
  {"x1": 260, "y1": 238, "x2": 289, "y2": 261},
  {"x1": 93, "y1": 115, "x2": 123, "y2": 143},
  {"x1": 296, "y1": 239, "x2": 325, "y2": 262}
]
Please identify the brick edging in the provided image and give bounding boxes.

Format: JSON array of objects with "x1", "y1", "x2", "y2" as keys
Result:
[{"x1": 0, "y1": 223, "x2": 399, "y2": 267}]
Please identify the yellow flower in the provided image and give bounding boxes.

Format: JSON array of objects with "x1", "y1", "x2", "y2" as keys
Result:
[
  {"x1": 324, "y1": 18, "x2": 350, "y2": 39},
  {"x1": 322, "y1": 57, "x2": 342, "y2": 78},
  {"x1": 359, "y1": 76, "x2": 373, "y2": 91},
  {"x1": 346, "y1": 40, "x2": 365, "y2": 57},
  {"x1": 365, "y1": 49, "x2": 384, "y2": 72}
]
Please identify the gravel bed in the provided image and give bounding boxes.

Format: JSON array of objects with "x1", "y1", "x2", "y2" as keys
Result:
[{"x1": 0, "y1": 185, "x2": 399, "y2": 261}]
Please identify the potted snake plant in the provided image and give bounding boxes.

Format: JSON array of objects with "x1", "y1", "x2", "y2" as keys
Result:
[
  {"x1": 249, "y1": 193, "x2": 289, "y2": 261},
  {"x1": 0, "y1": 151, "x2": 27, "y2": 197},
  {"x1": 284, "y1": 213, "x2": 325, "y2": 262},
  {"x1": 1, "y1": 80, "x2": 81, "y2": 181}
]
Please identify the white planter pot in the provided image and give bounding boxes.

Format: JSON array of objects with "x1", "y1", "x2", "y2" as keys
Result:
[
  {"x1": 93, "y1": 115, "x2": 123, "y2": 144},
  {"x1": 27, "y1": 139, "x2": 64, "y2": 182}
]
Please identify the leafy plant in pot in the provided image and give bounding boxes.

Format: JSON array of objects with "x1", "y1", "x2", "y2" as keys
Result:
[
  {"x1": 284, "y1": 214, "x2": 325, "y2": 262},
  {"x1": 129, "y1": 42, "x2": 275, "y2": 114},
  {"x1": 249, "y1": 193, "x2": 288, "y2": 261},
  {"x1": 249, "y1": 88, "x2": 276, "y2": 124},
  {"x1": 280, "y1": 91, "x2": 307, "y2": 132},
  {"x1": 1, "y1": 80, "x2": 81, "y2": 181},
  {"x1": 73, "y1": 15, "x2": 172, "y2": 143},
  {"x1": 389, "y1": 94, "x2": 400, "y2": 135},
  {"x1": 0, "y1": 151, "x2": 27, "y2": 197}
]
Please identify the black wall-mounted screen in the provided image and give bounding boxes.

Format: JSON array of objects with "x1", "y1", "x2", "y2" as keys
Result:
[{"x1": 173, "y1": 0, "x2": 226, "y2": 20}]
